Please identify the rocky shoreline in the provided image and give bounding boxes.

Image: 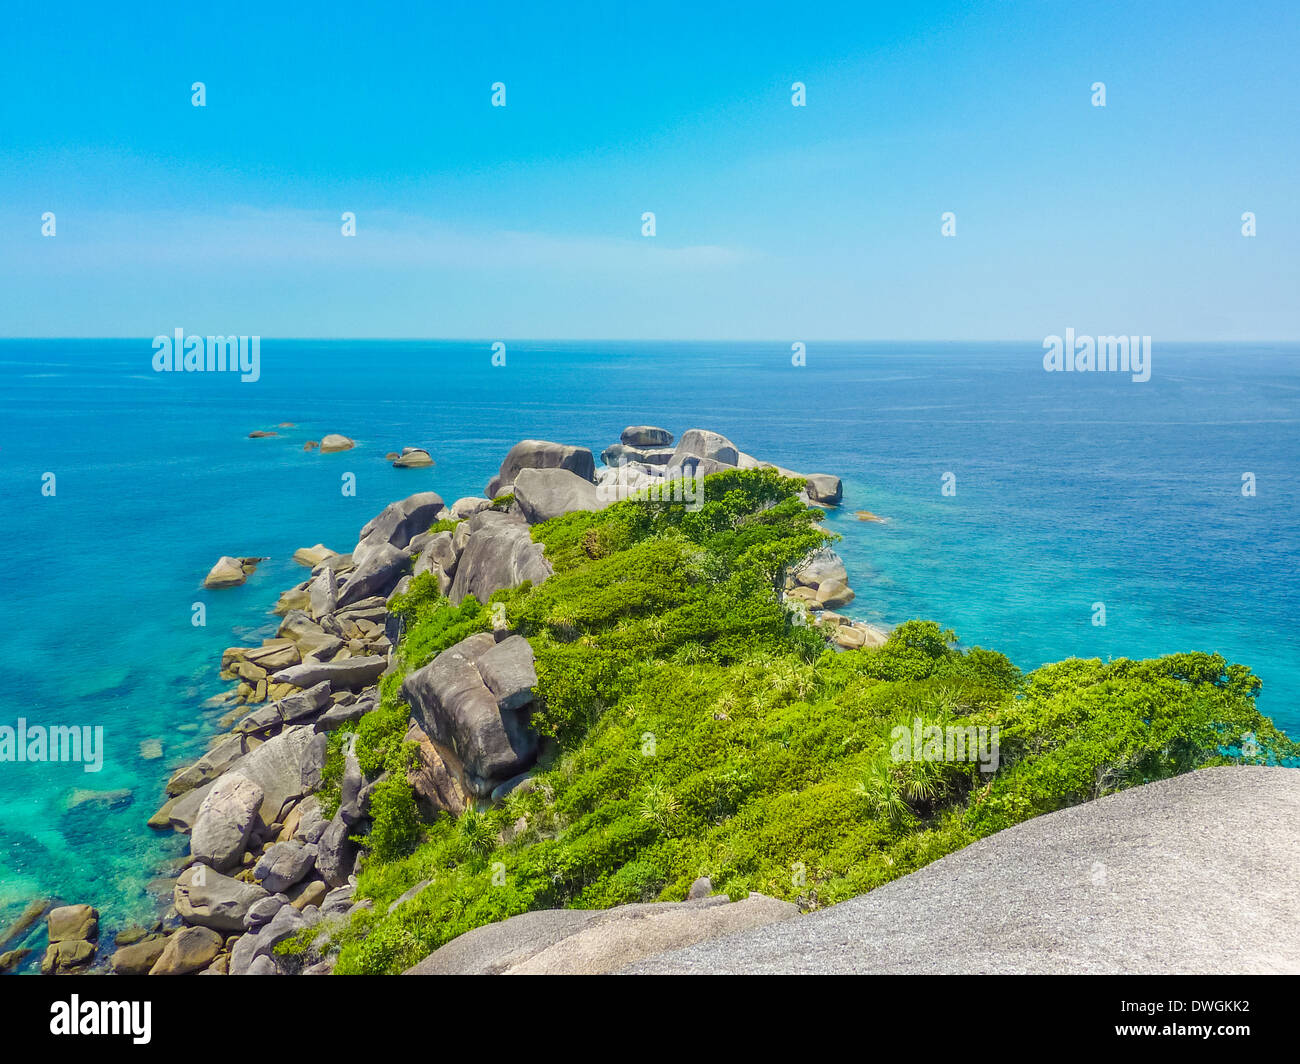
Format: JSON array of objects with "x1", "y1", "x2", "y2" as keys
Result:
[{"x1": 13, "y1": 426, "x2": 885, "y2": 976}]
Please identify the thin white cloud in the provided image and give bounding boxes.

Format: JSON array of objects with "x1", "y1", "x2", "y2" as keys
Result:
[{"x1": 21, "y1": 206, "x2": 752, "y2": 274}]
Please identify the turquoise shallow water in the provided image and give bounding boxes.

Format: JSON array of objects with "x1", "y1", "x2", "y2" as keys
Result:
[{"x1": 1, "y1": 339, "x2": 1297, "y2": 961}]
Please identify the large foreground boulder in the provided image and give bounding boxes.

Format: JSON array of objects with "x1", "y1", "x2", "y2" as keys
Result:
[
  {"x1": 404, "y1": 894, "x2": 798, "y2": 975},
  {"x1": 448, "y1": 512, "x2": 551, "y2": 605},
  {"x1": 401, "y1": 633, "x2": 539, "y2": 797},
  {"x1": 513, "y1": 467, "x2": 603, "y2": 524},
  {"x1": 628, "y1": 767, "x2": 1300, "y2": 974}
]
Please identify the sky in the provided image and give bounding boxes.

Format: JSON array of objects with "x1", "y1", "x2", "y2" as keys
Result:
[{"x1": 0, "y1": 0, "x2": 1296, "y2": 340}]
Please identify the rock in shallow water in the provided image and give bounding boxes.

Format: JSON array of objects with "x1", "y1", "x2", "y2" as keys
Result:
[
  {"x1": 318, "y1": 434, "x2": 354, "y2": 453},
  {"x1": 149, "y1": 926, "x2": 223, "y2": 975},
  {"x1": 203, "y1": 556, "x2": 251, "y2": 589}
]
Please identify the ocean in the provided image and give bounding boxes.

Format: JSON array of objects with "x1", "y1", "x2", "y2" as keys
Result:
[{"x1": 1, "y1": 338, "x2": 1297, "y2": 959}]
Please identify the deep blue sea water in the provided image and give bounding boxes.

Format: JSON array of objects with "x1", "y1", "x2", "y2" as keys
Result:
[{"x1": 1, "y1": 339, "x2": 1297, "y2": 960}]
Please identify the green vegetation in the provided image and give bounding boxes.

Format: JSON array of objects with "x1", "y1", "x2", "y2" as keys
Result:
[{"x1": 303, "y1": 468, "x2": 1297, "y2": 974}]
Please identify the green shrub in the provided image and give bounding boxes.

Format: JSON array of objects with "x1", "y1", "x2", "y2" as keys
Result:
[{"x1": 310, "y1": 468, "x2": 1298, "y2": 974}]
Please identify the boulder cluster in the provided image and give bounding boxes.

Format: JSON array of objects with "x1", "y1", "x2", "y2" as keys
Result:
[
  {"x1": 482, "y1": 427, "x2": 845, "y2": 522},
  {"x1": 22, "y1": 427, "x2": 878, "y2": 975},
  {"x1": 785, "y1": 547, "x2": 886, "y2": 650}
]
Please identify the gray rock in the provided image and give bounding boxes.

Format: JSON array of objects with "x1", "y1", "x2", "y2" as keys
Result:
[
  {"x1": 688, "y1": 876, "x2": 713, "y2": 900},
  {"x1": 278, "y1": 680, "x2": 332, "y2": 723},
  {"x1": 338, "y1": 749, "x2": 366, "y2": 826},
  {"x1": 109, "y1": 935, "x2": 166, "y2": 975},
  {"x1": 620, "y1": 425, "x2": 674, "y2": 448},
  {"x1": 494, "y1": 440, "x2": 596, "y2": 490},
  {"x1": 793, "y1": 548, "x2": 849, "y2": 590},
  {"x1": 414, "y1": 530, "x2": 457, "y2": 577},
  {"x1": 47, "y1": 904, "x2": 98, "y2": 943},
  {"x1": 272, "y1": 656, "x2": 387, "y2": 691},
  {"x1": 392, "y1": 447, "x2": 434, "y2": 468},
  {"x1": 314, "y1": 700, "x2": 371, "y2": 733},
  {"x1": 191, "y1": 775, "x2": 264, "y2": 871},
  {"x1": 336, "y1": 542, "x2": 410, "y2": 608},
  {"x1": 233, "y1": 702, "x2": 283, "y2": 736},
  {"x1": 448, "y1": 511, "x2": 551, "y2": 605},
  {"x1": 628, "y1": 767, "x2": 1300, "y2": 974},
  {"x1": 670, "y1": 429, "x2": 739, "y2": 467},
  {"x1": 276, "y1": 610, "x2": 341, "y2": 657},
  {"x1": 300, "y1": 731, "x2": 329, "y2": 791},
  {"x1": 489, "y1": 771, "x2": 534, "y2": 803},
  {"x1": 309, "y1": 567, "x2": 338, "y2": 619},
  {"x1": 664, "y1": 455, "x2": 732, "y2": 482},
  {"x1": 601, "y1": 443, "x2": 674, "y2": 467},
  {"x1": 356, "y1": 492, "x2": 447, "y2": 556},
  {"x1": 244, "y1": 894, "x2": 290, "y2": 931},
  {"x1": 475, "y1": 635, "x2": 539, "y2": 712},
  {"x1": 804, "y1": 473, "x2": 843, "y2": 506},
  {"x1": 166, "y1": 778, "x2": 214, "y2": 833},
  {"x1": 321, "y1": 884, "x2": 356, "y2": 916},
  {"x1": 289, "y1": 796, "x2": 329, "y2": 845},
  {"x1": 513, "y1": 467, "x2": 603, "y2": 524},
  {"x1": 229, "y1": 725, "x2": 317, "y2": 824},
  {"x1": 401, "y1": 631, "x2": 539, "y2": 797},
  {"x1": 245, "y1": 954, "x2": 279, "y2": 975},
  {"x1": 174, "y1": 865, "x2": 270, "y2": 932},
  {"x1": 450, "y1": 496, "x2": 493, "y2": 519},
  {"x1": 167, "y1": 734, "x2": 260, "y2": 795},
  {"x1": 405, "y1": 894, "x2": 797, "y2": 975},
  {"x1": 253, "y1": 841, "x2": 318, "y2": 894},
  {"x1": 230, "y1": 904, "x2": 308, "y2": 975},
  {"x1": 315, "y1": 815, "x2": 358, "y2": 888},
  {"x1": 203, "y1": 556, "x2": 248, "y2": 589},
  {"x1": 816, "y1": 579, "x2": 854, "y2": 609},
  {"x1": 149, "y1": 925, "x2": 223, "y2": 975}
]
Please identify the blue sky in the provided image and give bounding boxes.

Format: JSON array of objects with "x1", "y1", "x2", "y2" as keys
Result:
[{"x1": 1, "y1": 0, "x2": 1296, "y2": 339}]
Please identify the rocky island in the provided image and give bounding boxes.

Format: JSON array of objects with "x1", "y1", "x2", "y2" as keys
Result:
[{"x1": 17, "y1": 425, "x2": 1297, "y2": 976}]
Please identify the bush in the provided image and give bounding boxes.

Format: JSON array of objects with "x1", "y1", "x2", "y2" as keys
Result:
[{"x1": 312, "y1": 468, "x2": 1298, "y2": 973}]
